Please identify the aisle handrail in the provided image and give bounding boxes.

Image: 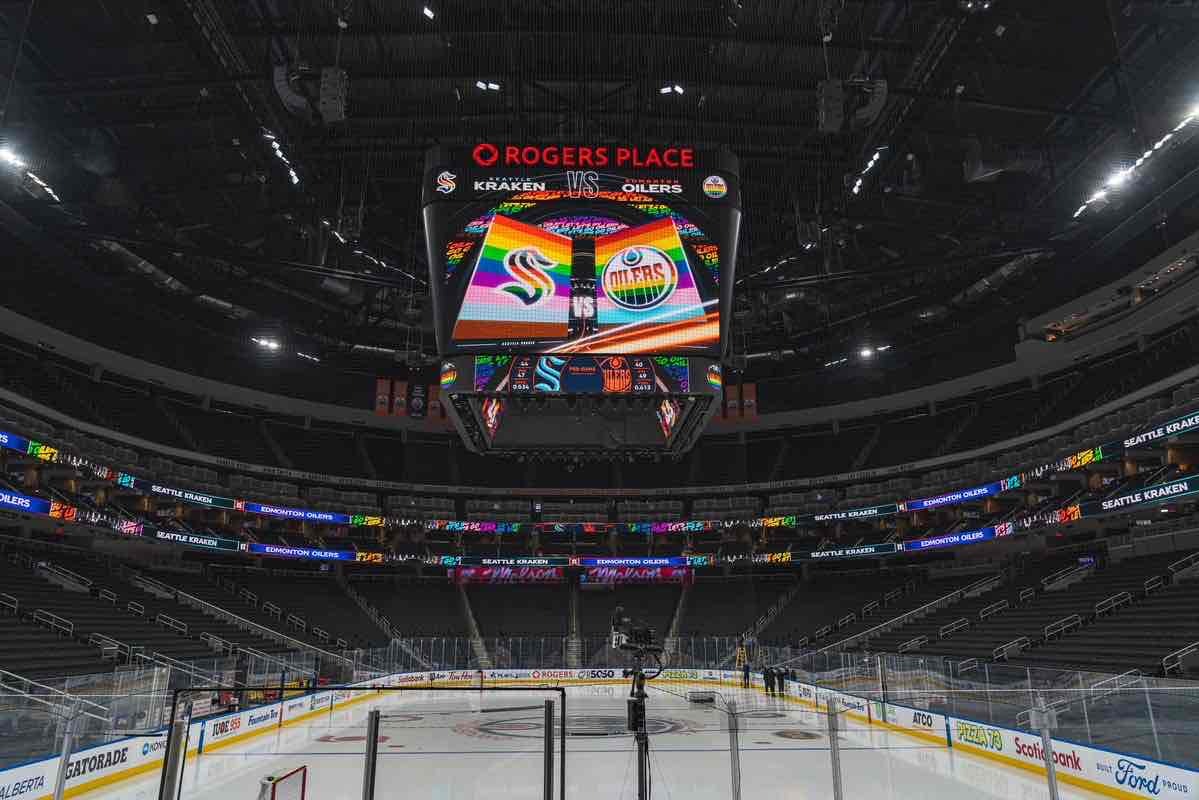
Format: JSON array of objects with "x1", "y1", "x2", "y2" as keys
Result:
[
  {"x1": 810, "y1": 577, "x2": 997, "y2": 656},
  {"x1": 174, "y1": 589, "x2": 353, "y2": 668}
]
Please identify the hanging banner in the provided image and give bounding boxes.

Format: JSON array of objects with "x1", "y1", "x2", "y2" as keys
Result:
[
  {"x1": 581, "y1": 566, "x2": 693, "y2": 584},
  {"x1": 393, "y1": 381, "x2": 408, "y2": 416},
  {"x1": 407, "y1": 383, "x2": 428, "y2": 420},
  {"x1": 450, "y1": 566, "x2": 565, "y2": 584},
  {"x1": 374, "y1": 378, "x2": 392, "y2": 416},
  {"x1": 741, "y1": 383, "x2": 757, "y2": 418}
]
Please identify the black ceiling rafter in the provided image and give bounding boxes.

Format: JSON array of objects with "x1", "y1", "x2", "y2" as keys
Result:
[{"x1": 227, "y1": 22, "x2": 922, "y2": 54}]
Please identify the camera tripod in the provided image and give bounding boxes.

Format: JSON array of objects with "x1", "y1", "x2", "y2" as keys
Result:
[{"x1": 622, "y1": 651, "x2": 662, "y2": 800}]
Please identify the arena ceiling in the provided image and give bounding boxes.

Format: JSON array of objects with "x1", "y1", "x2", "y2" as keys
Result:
[{"x1": 1, "y1": 0, "x2": 1198, "y2": 387}]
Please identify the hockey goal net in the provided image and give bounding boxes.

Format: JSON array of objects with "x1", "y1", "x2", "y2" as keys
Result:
[{"x1": 261, "y1": 765, "x2": 307, "y2": 800}]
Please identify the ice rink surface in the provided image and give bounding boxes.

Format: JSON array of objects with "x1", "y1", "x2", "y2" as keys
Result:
[{"x1": 88, "y1": 682, "x2": 1096, "y2": 800}]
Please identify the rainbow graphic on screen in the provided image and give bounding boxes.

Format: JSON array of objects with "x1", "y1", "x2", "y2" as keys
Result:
[
  {"x1": 571, "y1": 218, "x2": 717, "y2": 353},
  {"x1": 452, "y1": 216, "x2": 572, "y2": 343}
]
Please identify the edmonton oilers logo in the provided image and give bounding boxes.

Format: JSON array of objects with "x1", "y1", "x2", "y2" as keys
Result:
[
  {"x1": 706, "y1": 363, "x2": 722, "y2": 388},
  {"x1": 602, "y1": 246, "x2": 678, "y2": 311}
]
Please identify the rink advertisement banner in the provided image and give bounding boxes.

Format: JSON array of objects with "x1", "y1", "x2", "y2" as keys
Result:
[
  {"x1": 947, "y1": 715, "x2": 1198, "y2": 799},
  {"x1": 0, "y1": 720, "x2": 203, "y2": 800},
  {"x1": 879, "y1": 702, "x2": 949, "y2": 745},
  {"x1": 450, "y1": 566, "x2": 566, "y2": 584}
]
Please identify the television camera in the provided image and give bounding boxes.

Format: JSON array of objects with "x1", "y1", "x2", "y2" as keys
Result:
[{"x1": 610, "y1": 606, "x2": 664, "y2": 800}]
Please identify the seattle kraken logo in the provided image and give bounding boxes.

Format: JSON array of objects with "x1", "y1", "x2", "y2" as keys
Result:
[
  {"x1": 435, "y1": 171, "x2": 456, "y2": 194},
  {"x1": 498, "y1": 247, "x2": 556, "y2": 306}
]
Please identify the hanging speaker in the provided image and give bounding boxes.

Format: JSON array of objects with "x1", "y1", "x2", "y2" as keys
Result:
[
  {"x1": 817, "y1": 79, "x2": 845, "y2": 133},
  {"x1": 319, "y1": 66, "x2": 348, "y2": 123}
]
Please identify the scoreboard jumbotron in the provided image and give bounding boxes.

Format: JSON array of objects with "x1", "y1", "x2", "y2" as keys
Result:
[{"x1": 422, "y1": 144, "x2": 740, "y2": 457}]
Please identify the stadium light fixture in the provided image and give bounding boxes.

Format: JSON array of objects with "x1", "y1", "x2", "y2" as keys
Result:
[
  {"x1": 25, "y1": 171, "x2": 59, "y2": 202},
  {"x1": 850, "y1": 147, "x2": 886, "y2": 198},
  {"x1": 296, "y1": 352, "x2": 321, "y2": 363},
  {"x1": 251, "y1": 337, "x2": 281, "y2": 351},
  {"x1": 0, "y1": 148, "x2": 25, "y2": 168},
  {"x1": 1073, "y1": 105, "x2": 1198, "y2": 220},
  {"x1": 859, "y1": 347, "x2": 874, "y2": 359},
  {"x1": 423, "y1": 6, "x2": 435, "y2": 19},
  {"x1": 660, "y1": 84, "x2": 684, "y2": 95}
]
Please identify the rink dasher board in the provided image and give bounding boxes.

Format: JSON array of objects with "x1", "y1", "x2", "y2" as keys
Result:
[
  {"x1": 0, "y1": 674, "x2": 392, "y2": 800},
  {"x1": 4, "y1": 668, "x2": 1196, "y2": 800},
  {"x1": 768, "y1": 673, "x2": 1199, "y2": 800}
]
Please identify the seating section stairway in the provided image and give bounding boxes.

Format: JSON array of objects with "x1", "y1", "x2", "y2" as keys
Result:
[
  {"x1": 0, "y1": 560, "x2": 111, "y2": 678},
  {"x1": 144, "y1": 569, "x2": 351, "y2": 654},
  {"x1": 913, "y1": 552, "x2": 1186, "y2": 667},
  {"x1": 867, "y1": 556, "x2": 1082, "y2": 655},
  {"x1": 679, "y1": 579, "x2": 794, "y2": 637},
  {"x1": 214, "y1": 572, "x2": 384, "y2": 649},
  {"x1": 821, "y1": 575, "x2": 986, "y2": 647},
  {"x1": 1008, "y1": 553, "x2": 1199, "y2": 673},
  {"x1": 0, "y1": 555, "x2": 238, "y2": 677},
  {"x1": 350, "y1": 579, "x2": 470, "y2": 637},
  {"x1": 759, "y1": 574, "x2": 919, "y2": 645},
  {"x1": 577, "y1": 585, "x2": 681, "y2": 637},
  {"x1": 467, "y1": 585, "x2": 571, "y2": 636},
  {"x1": 10, "y1": 548, "x2": 305, "y2": 658}
]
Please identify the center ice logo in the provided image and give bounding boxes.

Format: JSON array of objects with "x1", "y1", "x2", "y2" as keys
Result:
[
  {"x1": 498, "y1": 247, "x2": 556, "y2": 306},
  {"x1": 602, "y1": 245, "x2": 678, "y2": 311}
]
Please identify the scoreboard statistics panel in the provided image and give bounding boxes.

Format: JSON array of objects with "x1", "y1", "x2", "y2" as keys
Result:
[{"x1": 422, "y1": 144, "x2": 741, "y2": 357}]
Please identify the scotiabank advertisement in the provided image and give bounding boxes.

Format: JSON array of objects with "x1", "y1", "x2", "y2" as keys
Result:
[
  {"x1": 423, "y1": 144, "x2": 740, "y2": 357},
  {"x1": 948, "y1": 717, "x2": 1196, "y2": 798}
]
